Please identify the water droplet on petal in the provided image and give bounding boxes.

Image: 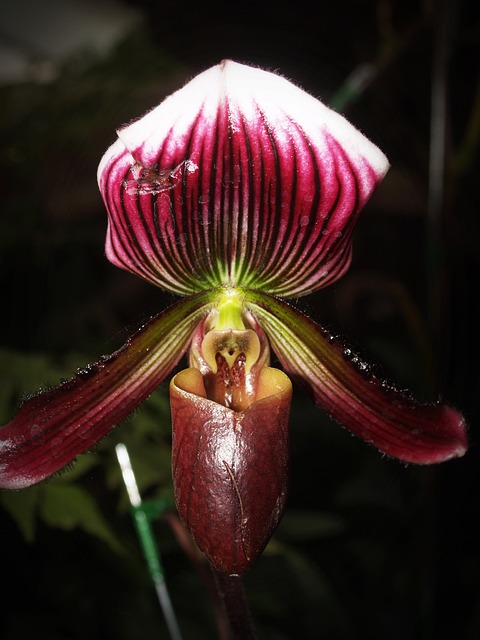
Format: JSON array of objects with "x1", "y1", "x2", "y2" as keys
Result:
[
  {"x1": 51, "y1": 437, "x2": 64, "y2": 457},
  {"x1": 30, "y1": 424, "x2": 44, "y2": 445},
  {"x1": 299, "y1": 215, "x2": 309, "y2": 227},
  {"x1": 184, "y1": 160, "x2": 198, "y2": 174}
]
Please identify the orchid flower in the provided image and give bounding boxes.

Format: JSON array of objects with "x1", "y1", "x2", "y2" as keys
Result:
[{"x1": 0, "y1": 61, "x2": 467, "y2": 575}]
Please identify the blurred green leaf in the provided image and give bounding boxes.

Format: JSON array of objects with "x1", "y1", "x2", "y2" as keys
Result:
[
  {"x1": 0, "y1": 348, "x2": 90, "y2": 422},
  {"x1": 0, "y1": 485, "x2": 40, "y2": 542},
  {"x1": 52, "y1": 452, "x2": 100, "y2": 483},
  {"x1": 39, "y1": 484, "x2": 125, "y2": 555}
]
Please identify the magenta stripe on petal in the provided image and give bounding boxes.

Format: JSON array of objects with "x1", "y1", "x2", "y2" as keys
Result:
[
  {"x1": 245, "y1": 290, "x2": 468, "y2": 464},
  {"x1": 0, "y1": 293, "x2": 215, "y2": 489},
  {"x1": 98, "y1": 61, "x2": 389, "y2": 297}
]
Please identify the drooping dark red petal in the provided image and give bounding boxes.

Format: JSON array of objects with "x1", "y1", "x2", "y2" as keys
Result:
[
  {"x1": 170, "y1": 366, "x2": 292, "y2": 574},
  {"x1": 98, "y1": 60, "x2": 389, "y2": 297},
  {"x1": 0, "y1": 293, "x2": 216, "y2": 489},
  {"x1": 245, "y1": 290, "x2": 468, "y2": 464}
]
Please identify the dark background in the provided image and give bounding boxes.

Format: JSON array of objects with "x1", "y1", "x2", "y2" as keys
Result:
[{"x1": 1, "y1": 0, "x2": 479, "y2": 638}]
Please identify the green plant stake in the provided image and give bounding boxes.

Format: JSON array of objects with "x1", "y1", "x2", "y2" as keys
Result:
[{"x1": 115, "y1": 443, "x2": 183, "y2": 640}]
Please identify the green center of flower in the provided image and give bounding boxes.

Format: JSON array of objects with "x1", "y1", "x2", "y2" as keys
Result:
[{"x1": 192, "y1": 290, "x2": 269, "y2": 411}]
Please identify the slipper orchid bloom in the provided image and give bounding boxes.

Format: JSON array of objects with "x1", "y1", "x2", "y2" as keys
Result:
[{"x1": 0, "y1": 61, "x2": 467, "y2": 574}]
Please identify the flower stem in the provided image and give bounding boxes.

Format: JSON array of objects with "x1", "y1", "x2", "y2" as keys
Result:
[{"x1": 211, "y1": 568, "x2": 257, "y2": 640}]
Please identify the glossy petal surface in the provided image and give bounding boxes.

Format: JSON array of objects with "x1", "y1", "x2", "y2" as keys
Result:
[
  {"x1": 99, "y1": 60, "x2": 389, "y2": 297},
  {"x1": 0, "y1": 293, "x2": 215, "y2": 489},
  {"x1": 245, "y1": 290, "x2": 468, "y2": 464},
  {"x1": 171, "y1": 366, "x2": 292, "y2": 574}
]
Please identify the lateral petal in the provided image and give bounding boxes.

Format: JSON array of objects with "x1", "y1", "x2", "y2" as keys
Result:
[
  {"x1": 0, "y1": 293, "x2": 215, "y2": 489},
  {"x1": 244, "y1": 290, "x2": 468, "y2": 464}
]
